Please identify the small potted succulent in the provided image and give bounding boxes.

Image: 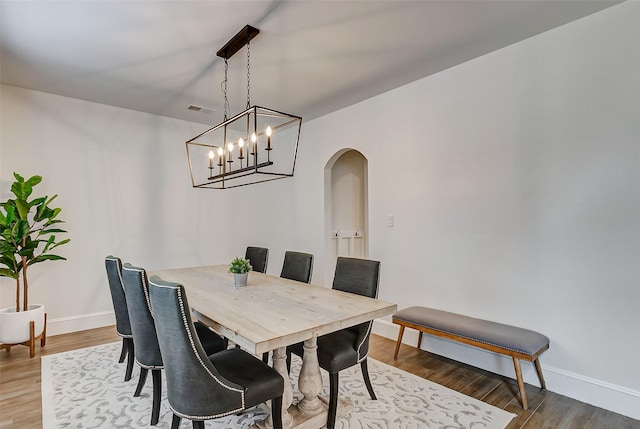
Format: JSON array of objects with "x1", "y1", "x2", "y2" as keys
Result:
[{"x1": 228, "y1": 256, "x2": 252, "y2": 287}]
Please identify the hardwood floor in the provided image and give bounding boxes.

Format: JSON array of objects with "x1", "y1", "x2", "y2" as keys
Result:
[
  {"x1": 370, "y1": 335, "x2": 640, "y2": 429},
  {"x1": 0, "y1": 327, "x2": 638, "y2": 428}
]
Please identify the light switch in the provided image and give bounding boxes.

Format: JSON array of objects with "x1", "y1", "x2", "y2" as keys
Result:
[{"x1": 386, "y1": 215, "x2": 394, "y2": 227}]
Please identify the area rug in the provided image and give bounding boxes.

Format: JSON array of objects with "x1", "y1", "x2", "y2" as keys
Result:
[{"x1": 41, "y1": 342, "x2": 515, "y2": 429}]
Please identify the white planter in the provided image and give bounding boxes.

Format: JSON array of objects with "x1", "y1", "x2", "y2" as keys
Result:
[
  {"x1": 234, "y1": 273, "x2": 248, "y2": 287},
  {"x1": 0, "y1": 304, "x2": 46, "y2": 344}
]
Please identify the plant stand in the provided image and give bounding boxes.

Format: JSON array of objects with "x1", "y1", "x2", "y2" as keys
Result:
[{"x1": 0, "y1": 313, "x2": 47, "y2": 358}]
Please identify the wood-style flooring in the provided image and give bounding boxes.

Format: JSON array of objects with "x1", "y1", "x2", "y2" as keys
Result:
[{"x1": 0, "y1": 326, "x2": 638, "y2": 428}]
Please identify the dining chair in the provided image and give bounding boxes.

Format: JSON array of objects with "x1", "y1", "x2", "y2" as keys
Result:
[
  {"x1": 245, "y1": 246, "x2": 269, "y2": 274},
  {"x1": 122, "y1": 263, "x2": 226, "y2": 426},
  {"x1": 105, "y1": 255, "x2": 134, "y2": 382},
  {"x1": 148, "y1": 275, "x2": 284, "y2": 429},
  {"x1": 287, "y1": 256, "x2": 380, "y2": 429},
  {"x1": 280, "y1": 251, "x2": 314, "y2": 283}
]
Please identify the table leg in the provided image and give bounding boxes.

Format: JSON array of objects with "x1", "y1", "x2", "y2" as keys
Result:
[
  {"x1": 270, "y1": 347, "x2": 294, "y2": 428},
  {"x1": 296, "y1": 337, "x2": 324, "y2": 416}
]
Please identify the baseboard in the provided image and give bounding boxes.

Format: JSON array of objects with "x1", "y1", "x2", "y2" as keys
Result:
[
  {"x1": 47, "y1": 311, "x2": 115, "y2": 337},
  {"x1": 373, "y1": 319, "x2": 640, "y2": 421}
]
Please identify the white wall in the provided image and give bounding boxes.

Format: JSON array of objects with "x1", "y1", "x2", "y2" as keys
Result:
[
  {"x1": 1, "y1": 0, "x2": 638, "y2": 420},
  {"x1": 290, "y1": 1, "x2": 640, "y2": 418}
]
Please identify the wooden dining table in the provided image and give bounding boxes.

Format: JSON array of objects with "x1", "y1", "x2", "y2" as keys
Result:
[{"x1": 150, "y1": 264, "x2": 397, "y2": 429}]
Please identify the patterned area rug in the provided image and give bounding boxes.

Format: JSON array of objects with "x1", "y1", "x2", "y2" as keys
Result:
[{"x1": 41, "y1": 342, "x2": 515, "y2": 429}]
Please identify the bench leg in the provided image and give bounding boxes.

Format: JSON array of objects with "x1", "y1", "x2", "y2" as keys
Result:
[
  {"x1": 512, "y1": 357, "x2": 528, "y2": 410},
  {"x1": 394, "y1": 325, "x2": 405, "y2": 360},
  {"x1": 417, "y1": 331, "x2": 423, "y2": 350},
  {"x1": 534, "y1": 358, "x2": 546, "y2": 389}
]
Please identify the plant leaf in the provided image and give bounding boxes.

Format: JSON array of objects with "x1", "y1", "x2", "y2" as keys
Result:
[
  {"x1": 26, "y1": 175, "x2": 42, "y2": 187},
  {"x1": 28, "y1": 254, "x2": 67, "y2": 266},
  {"x1": 41, "y1": 228, "x2": 67, "y2": 235},
  {"x1": 50, "y1": 238, "x2": 71, "y2": 250},
  {"x1": 0, "y1": 268, "x2": 18, "y2": 279},
  {"x1": 15, "y1": 199, "x2": 29, "y2": 220},
  {"x1": 30, "y1": 196, "x2": 46, "y2": 206}
]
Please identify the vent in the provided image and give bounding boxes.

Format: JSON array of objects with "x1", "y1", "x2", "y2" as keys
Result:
[{"x1": 188, "y1": 105, "x2": 215, "y2": 114}]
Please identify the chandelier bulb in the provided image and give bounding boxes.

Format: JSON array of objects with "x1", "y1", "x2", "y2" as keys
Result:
[
  {"x1": 266, "y1": 126, "x2": 272, "y2": 137},
  {"x1": 251, "y1": 132, "x2": 257, "y2": 143}
]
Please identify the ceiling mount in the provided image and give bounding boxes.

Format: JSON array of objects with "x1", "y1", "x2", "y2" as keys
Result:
[{"x1": 216, "y1": 25, "x2": 260, "y2": 60}]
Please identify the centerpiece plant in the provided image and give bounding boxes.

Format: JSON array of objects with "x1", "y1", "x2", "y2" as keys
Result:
[{"x1": 229, "y1": 256, "x2": 252, "y2": 287}]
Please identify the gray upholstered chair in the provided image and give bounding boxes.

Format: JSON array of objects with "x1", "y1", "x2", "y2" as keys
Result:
[
  {"x1": 287, "y1": 257, "x2": 380, "y2": 429},
  {"x1": 245, "y1": 246, "x2": 269, "y2": 273},
  {"x1": 148, "y1": 276, "x2": 284, "y2": 429},
  {"x1": 105, "y1": 255, "x2": 134, "y2": 382},
  {"x1": 280, "y1": 251, "x2": 314, "y2": 284},
  {"x1": 122, "y1": 263, "x2": 226, "y2": 426}
]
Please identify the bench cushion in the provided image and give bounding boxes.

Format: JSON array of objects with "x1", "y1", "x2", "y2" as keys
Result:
[{"x1": 393, "y1": 306, "x2": 549, "y2": 357}]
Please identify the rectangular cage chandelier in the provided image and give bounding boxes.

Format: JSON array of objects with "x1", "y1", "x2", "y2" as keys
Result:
[{"x1": 186, "y1": 25, "x2": 302, "y2": 189}]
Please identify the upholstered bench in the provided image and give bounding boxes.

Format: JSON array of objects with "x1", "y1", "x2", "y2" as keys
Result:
[{"x1": 392, "y1": 306, "x2": 550, "y2": 409}]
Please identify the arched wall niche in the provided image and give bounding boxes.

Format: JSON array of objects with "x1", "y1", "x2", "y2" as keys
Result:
[{"x1": 323, "y1": 148, "x2": 369, "y2": 285}]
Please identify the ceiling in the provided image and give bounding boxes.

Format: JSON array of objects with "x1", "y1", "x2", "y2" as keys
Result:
[{"x1": 0, "y1": 1, "x2": 620, "y2": 126}]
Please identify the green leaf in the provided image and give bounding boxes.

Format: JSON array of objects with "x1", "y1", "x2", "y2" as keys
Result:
[
  {"x1": 0, "y1": 242, "x2": 16, "y2": 253},
  {"x1": 15, "y1": 199, "x2": 29, "y2": 220},
  {"x1": 30, "y1": 196, "x2": 46, "y2": 206},
  {"x1": 45, "y1": 194, "x2": 58, "y2": 206},
  {"x1": 0, "y1": 268, "x2": 18, "y2": 279},
  {"x1": 41, "y1": 228, "x2": 67, "y2": 235},
  {"x1": 28, "y1": 254, "x2": 67, "y2": 266},
  {"x1": 11, "y1": 220, "x2": 30, "y2": 242},
  {"x1": 26, "y1": 175, "x2": 42, "y2": 187},
  {"x1": 5, "y1": 205, "x2": 15, "y2": 224},
  {"x1": 11, "y1": 175, "x2": 42, "y2": 201},
  {"x1": 42, "y1": 235, "x2": 55, "y2": 253},
  {"x1": 0, "y1": 253, "x2": 17, "y2": 265},
  {"x1": 34, "y1": 204, "x2": 50, "y2": 223},
  {"x1": 50, "y1": 238, "x2": 70, "y2": 250}
]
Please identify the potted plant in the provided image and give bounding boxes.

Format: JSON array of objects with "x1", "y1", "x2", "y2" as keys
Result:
[
  {"x1": 0, "y1": 173, "x2": 70, "y2": 355},
  {"x1": 228, "y1": 256, "x2": 252, "y2": 287}
]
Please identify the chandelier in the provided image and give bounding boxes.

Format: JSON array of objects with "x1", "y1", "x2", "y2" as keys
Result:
[{"x1": 186, "y1": 25, "x2": 302, "y2": 189}]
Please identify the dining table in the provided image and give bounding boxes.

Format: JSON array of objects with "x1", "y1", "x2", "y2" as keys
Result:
[{"x1": 150, "y1": 264, "x2": 397, "y2": 429}]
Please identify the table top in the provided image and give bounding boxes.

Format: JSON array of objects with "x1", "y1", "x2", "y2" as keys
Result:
[{"x1": 150, "y1": 265, "x2": 397, "y2": 354}]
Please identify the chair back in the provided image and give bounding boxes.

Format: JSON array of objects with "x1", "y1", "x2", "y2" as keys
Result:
[
  {"x1": 280, "y1": 251, "x2": 314, "y2": 283},
  {"x1": 148, "y1": 276, "x2": 245, "y2": 418},
  {"x1": 332, "y1": 257, "x2": 381, "y2": 361},
  {"x1": 121, "y1": 263, "x2": 163, "y2": 368},
  {"x1": 332, "y1": 257, "x2": 380, "y2": 298},
  {"x1": 245, "y1": 246, "x2": 269, "y2": 273},
  {"x1": 105, "y1": 256, "x2": 132, "y2": 338}
]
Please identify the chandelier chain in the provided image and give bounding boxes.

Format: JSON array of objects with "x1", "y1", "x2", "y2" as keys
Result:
[
  {"x1": 223, "y1": 58, "x2": 229, "y2": 121},
  {"x1": 246, "y1": 40, "x2": 251, "y2": 109}
]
